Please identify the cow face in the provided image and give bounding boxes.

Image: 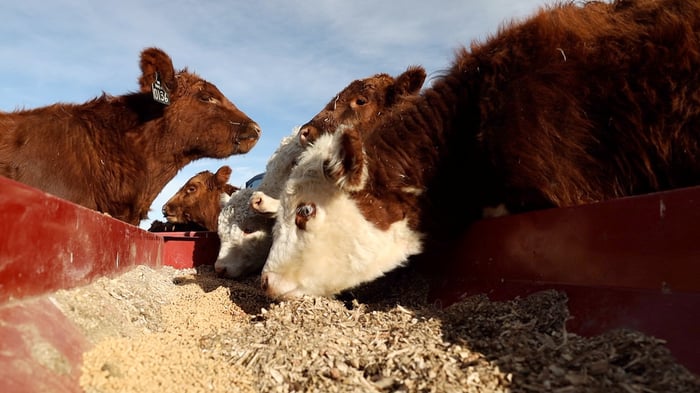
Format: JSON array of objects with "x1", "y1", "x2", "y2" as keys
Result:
[
  {"x1": 298, "y1": 66, "x2": 426, "y2": 147},
  {"x1": 138, "y1": 47, "x2": 261, "y2": 158},
  {"x1": 162, "y1": 166, "x2": 236, "y2": 231},
  {"x1": 260, "y1": 132, "x2": 424, "y2": 299},
  {"x1": 215, "y1": 188, "x2": 277, "y2": 278}
]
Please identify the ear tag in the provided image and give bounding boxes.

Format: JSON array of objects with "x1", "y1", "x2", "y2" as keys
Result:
[{"x1": 151, "y1": 72, "x2": 170, "y2": 105}]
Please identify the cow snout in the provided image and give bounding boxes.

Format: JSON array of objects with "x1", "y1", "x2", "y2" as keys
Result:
[
  {"x1": 248, "y1": 122, "x2": 262, "y2": 138},
  {"x1": 260, "y1": 272, "x2": 270, "y2": 292},
  {"x1": 233, "y1": 122, "x2": 262, "y2": 154},
  {"x1": 260, "y1": 271, "x2": 302, "y2": 299},
  {"x1": 214, "y1": 264, "x2": 227, "y2": 277},
  {"x1": 298, "y1": 124, "x2": 318, "y2": 146},
  {"x1": 162, "y1": 204, "x2": 172, "y2": 218}
]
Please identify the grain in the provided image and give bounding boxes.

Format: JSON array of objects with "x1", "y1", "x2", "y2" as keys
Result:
[{"x1": 52, "y1": 265, "x2": 699, "y2": 392}]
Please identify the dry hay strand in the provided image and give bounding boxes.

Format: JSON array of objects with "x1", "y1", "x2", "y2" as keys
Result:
[{"x1": 51, "y1": 265, "x2": 699, "y2": 393}]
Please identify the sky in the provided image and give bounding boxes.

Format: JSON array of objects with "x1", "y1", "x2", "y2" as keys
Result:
[{"x1": 0, "y1": 0, "x2": 549, "y2": 229}]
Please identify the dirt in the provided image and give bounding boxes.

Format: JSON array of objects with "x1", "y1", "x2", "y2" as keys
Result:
[{"x1": 51, "y1": 264, "x2": 699, "y2": 393}]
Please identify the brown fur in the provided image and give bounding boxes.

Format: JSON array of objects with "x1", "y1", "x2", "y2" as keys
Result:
[
  {"x1": 298, "y1": 66, "x2": 426, "y2": 146},
  {"x1": 162, "y1": 165, "x2": 239, "y2": 231},
  {"x1": 332, "y1": 0, "x2": 700, "y2": 244},
  {"x1": 0, "y1": 47, "x2": 261, "y2": 225}
]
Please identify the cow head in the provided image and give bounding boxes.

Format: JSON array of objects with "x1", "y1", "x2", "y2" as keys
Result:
[
  {"x1": 260, "y1": 130, "x2": 424, "y2": 299},
  {"x1": 298, "y1": 66, "x2": 426, "y2": 146},
  {"x1": 162, "y1": 165, "x2": 238, "y2": 231},
  {"x1": 215, "y1": 187, "x2": 278, "y2": 278},
  {"x1": 138, "y1": 47, "x2": 261, "y2": 158}
]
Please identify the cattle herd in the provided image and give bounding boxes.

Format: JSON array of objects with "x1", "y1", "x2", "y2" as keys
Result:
[{"x1": 3, "y1": 0, "x2": 700, "y2": 300}]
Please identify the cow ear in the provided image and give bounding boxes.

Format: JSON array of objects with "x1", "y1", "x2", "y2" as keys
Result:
[
  {"x1": 396, "y1": 65, "x2": 426, "y2": 96},
  {"x1": 215, "y1": 166, "x2": 233, "y2": 185},
  {"x1": 323, "y1": 126, "x2": 367, "y2": 191},
  {"x1": 138, "y1": 47, "x2": 178, "y2": 95},
  {"x1": 223, "y1": 184, "x2": 239, "y2": 196}
]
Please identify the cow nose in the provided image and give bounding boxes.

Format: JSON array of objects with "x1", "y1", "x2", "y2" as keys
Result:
[
  {"x1": 161, "y1": 204, "x2": 168, "y2": 217},
  {"x1": 249, "y1": 122, "x2": 262, "y2": 138},
  {"x1": 298, "y1": 124, "x2": 317, "y2": 146},
  {"x1": 260, "y1": 272, "x2": 270, "y2": 292},
  {"x1": 214, "y1": 264, "x2": 227, "y2": 277}
]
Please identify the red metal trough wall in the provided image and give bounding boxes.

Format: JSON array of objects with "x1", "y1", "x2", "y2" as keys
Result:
[
  {"x1": 0, "y1": 176, "x2": 219, "y2": 392},
  {"x1": 428, "y1": 186, "x2": 700, "y2": 374},
  {"x1": 1, "y1": 174, "x2": 699, "y2": 392}
]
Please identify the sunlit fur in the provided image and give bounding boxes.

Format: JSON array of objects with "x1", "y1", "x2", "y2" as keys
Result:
[
  {"x1": 262, "y1": 0, "x2": 700, "y2": 298},
  {"x1": 262, "y1": 132, "x2": 424, "y2": 298}
]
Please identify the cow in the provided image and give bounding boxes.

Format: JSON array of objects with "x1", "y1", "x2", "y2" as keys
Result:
[
  {"x1": 147, "y1": 220, "x2": 208, "y2": 232},
  {"x1": 214, "y1": 128, "x2": 303, "y2": 279},
  {"x1": 0, "y1": 47, "x2": 261, "y2": 225},
  {"x1": 298, "y1": 65, "x2": 428, "y2": 147},
  {"x1": 260, "y1": 0, "x2": 700, "y2": 299},
  {"x1": 214, "y1": 67, "x2": 427, "y2": 278},
  {"x1": 159, "y1": 165, "x2": 239, "y2": 232}
]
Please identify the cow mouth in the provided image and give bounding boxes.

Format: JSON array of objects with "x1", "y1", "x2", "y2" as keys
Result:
[{"x1": 232, "y1": 122, "x2": 261, "y2": 154}]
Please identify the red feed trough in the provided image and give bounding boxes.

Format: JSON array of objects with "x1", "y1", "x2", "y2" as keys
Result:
[{"x1": 0, "y1": 174, "x2": 698, "y2": 392}]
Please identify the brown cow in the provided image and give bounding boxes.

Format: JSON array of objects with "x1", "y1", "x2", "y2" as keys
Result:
[
  {"x1": 261, "y1": 0, "x2": 700, "y2": 299},
  {"x1": 0, "y1": 47, "x2": 260, "y2": 225},
  {"x1": 161, "y1": 165, "x2": 239, "y2": 231}
]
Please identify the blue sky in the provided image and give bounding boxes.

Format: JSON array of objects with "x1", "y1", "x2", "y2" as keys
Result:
[{"x1": 1, "y1": 0, "x2": 547, "y2": 229}]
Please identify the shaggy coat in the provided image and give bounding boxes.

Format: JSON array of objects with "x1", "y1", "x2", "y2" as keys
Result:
[
  {"x1": 0, "y1": 47, "x2": 260, "y2": 225},
  {"x1": 261, "y1": 0, "x2": 700, "y2": 299}
]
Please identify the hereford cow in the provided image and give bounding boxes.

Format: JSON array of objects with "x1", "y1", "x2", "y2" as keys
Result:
[
  {"x1": 261, "y1": 0, "x2": 700, "y2": 299},
  {"x1": 159, "y1": 165, "x2": 239, "y2": 231},
  {"x1": 214, "y1": 67, "x2": 427, "y2": 278},
  {"x1": 0, "y1": 47, "x2": 261, "y2": 225}
]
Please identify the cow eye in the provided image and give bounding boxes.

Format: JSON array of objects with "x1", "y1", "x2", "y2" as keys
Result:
[
  {"x1": 187, "y1": 185, "x2": 197, "y2": 193},
  {"x1": 199, "y1": 93, "x2": 218, "y2": 104},
  {"x1": 355, "y1": 97, "x2": 367, "y2": 106},
  {"x1": 297, "y1": 204, "x2": 315, "y2": 218},
  {"x1": 294, "y1": 203, "x2": 316, "y2": 230}
]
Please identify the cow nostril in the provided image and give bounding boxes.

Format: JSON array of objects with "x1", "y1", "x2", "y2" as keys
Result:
[
  {"x1": 214, "y1": 265, "x2": 226, "y2": 277},
  {"x1": 299, "y1": 126, "x2": 312, "y2": 145},
  {"x1": 250, "y1": 123, "x2": 262, "y2": 137}
]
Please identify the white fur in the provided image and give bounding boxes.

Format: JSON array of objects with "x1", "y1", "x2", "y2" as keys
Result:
[
  {"x1": 261, "y1": 132, "x2": 424, "y2": 298},
  {"x1": 214, "y1": 126, "x2": 305, "y2": 278}
]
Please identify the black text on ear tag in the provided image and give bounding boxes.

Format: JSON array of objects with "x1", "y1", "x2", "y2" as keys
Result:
[{"x1": 151, "y1": 72, "x2": 170, "y2": 105}]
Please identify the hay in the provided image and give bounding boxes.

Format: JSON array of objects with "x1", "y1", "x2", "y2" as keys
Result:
[{"x1": 52, "y1": 265, "x2": 699, "y2": 392}]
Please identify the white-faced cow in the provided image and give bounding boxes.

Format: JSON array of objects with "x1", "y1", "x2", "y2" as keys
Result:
[
  {"x1": 214, "y1": 67, "x2": 427, "y2": 278},
  {"x1": 158, "y1": 165, "x2": 239, "y2": 232},
  {"x1": 0, "y1": 47, "x2": 260, "y2": 225},
  {"x1": 261, "y1": 0, "x2": 700, "y2": 299}
]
